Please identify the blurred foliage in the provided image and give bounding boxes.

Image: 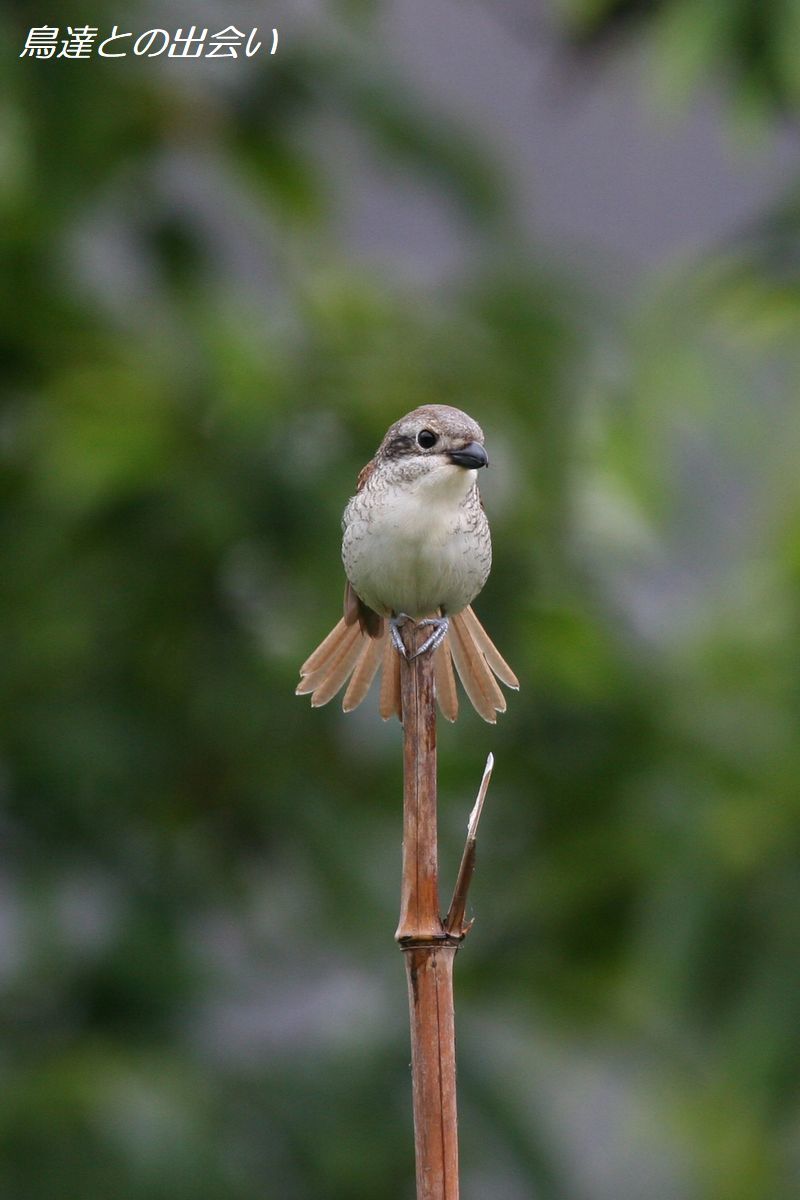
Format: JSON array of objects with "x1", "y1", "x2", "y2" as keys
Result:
[
  {"x1": 3, "y1": 1, "x2": 800, "y2": 1198},
  {"x1": 557, "y1": 0, "x2": 800, "y2": 120}
]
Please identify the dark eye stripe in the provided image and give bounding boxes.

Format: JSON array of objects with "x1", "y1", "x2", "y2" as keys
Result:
[{"x1": 385, "y1": 434, "x2": 416, "y2": 459}]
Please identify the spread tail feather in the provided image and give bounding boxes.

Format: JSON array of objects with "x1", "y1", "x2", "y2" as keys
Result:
[
  {"x1": 434, "y1": 640, "x2": 459, "y2": 722},
  {"x1": 343, "y1": 632, "x2": 384, "y2": 712},
  {"x1": 448, "y1": 610, "x2": 506, "y2": 722},
  {"x1": 296, "y1": 619, "x2": 360, "y2": 696},
  {"x1": 459, "y1": 605, "x2": 519, "y2": 690},
  {"x1": 297, "y1": 604, "x2": 517, "y2": 723}
]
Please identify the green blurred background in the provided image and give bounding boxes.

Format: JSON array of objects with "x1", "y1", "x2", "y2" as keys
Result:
[{"x1": 4, "y1": 1, "x2": 800, "y2": 1197}]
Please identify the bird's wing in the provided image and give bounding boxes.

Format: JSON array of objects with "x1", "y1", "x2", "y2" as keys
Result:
[
  {"x1": 344, "y1": 579, "x2": 382, "y2": 638},
  {"x1": 355, "y1": 456, "x2": 377, "y2": 492}
]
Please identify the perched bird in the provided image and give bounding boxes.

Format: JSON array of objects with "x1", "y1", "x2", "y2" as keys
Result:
[{"x1": 296, "y1": 405, "x2": 518, "y2": 722}]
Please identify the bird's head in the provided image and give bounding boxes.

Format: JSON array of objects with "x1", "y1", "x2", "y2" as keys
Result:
[{"x1": 376, "y1": 405, "x2": 488, "y2": 490}]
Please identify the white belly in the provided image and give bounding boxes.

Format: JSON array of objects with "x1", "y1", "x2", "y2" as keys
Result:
[{"x1": 342, "y1": 469, "x2": 490, "y2": 618}]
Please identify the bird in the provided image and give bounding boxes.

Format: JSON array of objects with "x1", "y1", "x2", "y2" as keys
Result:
[{"x1": 296, "y1": 404, "x2": 518, "y2": 723}]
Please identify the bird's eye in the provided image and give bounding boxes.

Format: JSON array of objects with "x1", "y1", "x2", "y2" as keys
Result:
[{"x1": 417, "y1": 430, "x2": 438, "y2": 449}]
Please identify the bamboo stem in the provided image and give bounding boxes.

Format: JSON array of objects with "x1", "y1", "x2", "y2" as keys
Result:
[
  {"x1": 395, "y1": 620, "x2": 443, "y2": 943},
  {"x1": 402, "y1": 942, "x2": 460, "y2": 1200},
  {"x1": 394, "y1": 620, "x2": 492, "y2": 1200}
]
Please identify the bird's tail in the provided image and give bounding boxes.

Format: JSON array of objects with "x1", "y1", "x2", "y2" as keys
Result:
[{"x1": 296, "y1": 606, "x2": 518, "y2": 723}]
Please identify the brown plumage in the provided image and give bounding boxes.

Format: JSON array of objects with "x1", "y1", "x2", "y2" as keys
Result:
[
  {"x1": 297, "y1": 605, "x2": 517, "y2": 723},
  {"x1": 296, "y1": 405, "x2": 518, "y2": 722}
]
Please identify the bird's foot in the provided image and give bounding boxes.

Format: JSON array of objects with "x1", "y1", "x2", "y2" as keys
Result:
[
  {"x1": 389, "y1": 614, "x2": 449, "y2": 658},
  {"x1": 411, "y1": 616, "x2": 449, "y2": 658},
  {"x1": 390, "y1": 614, "x2": 412, "y2": 658}
]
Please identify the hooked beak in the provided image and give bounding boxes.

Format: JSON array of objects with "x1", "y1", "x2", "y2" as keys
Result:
[{"x1": 448, "y1": 441, "x2": 488, "y2": 470}]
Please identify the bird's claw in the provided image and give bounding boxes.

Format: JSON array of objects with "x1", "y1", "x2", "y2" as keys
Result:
[
  {"x1": 390, "y1": 614, "x2": 412, "y2": 658},
  {"x1": 389, "y1": 614, "x2": 449, "y2": 658},
  {"x1": 412, "y1": 616, "x2": 449, "y2": 658}
]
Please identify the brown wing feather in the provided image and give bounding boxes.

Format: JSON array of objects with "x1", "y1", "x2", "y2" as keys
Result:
[
  {"x1": 344, "y1": 580, "x2": 360, "y2": 627},
  {"x1": 344, "y1": 579, "x2": 382, "y2": 639},
  {"x1": 355, "y1": 456, "x2": 377, "y2": 492}
]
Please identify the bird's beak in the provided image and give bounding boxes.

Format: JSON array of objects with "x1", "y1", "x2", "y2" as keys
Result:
[{"x1": 448, "y1": 442, "x2": 488, "y2": 469}]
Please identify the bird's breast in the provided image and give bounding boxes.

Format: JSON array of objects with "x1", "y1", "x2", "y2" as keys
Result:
[{"x1": 342, "y1": 475, "x2": 491, "y2": 618}]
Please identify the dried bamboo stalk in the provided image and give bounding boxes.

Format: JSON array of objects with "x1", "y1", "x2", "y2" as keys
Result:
[
  {"x1": 394, "y1": 620, "x2": 492, "y2": 1200},
  {"x1": 395, "y1": 621, "x2": 443, "y2": 944},
  {"x1": 402, "y1": 942, "x2": 460, "y2": 1200}
]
